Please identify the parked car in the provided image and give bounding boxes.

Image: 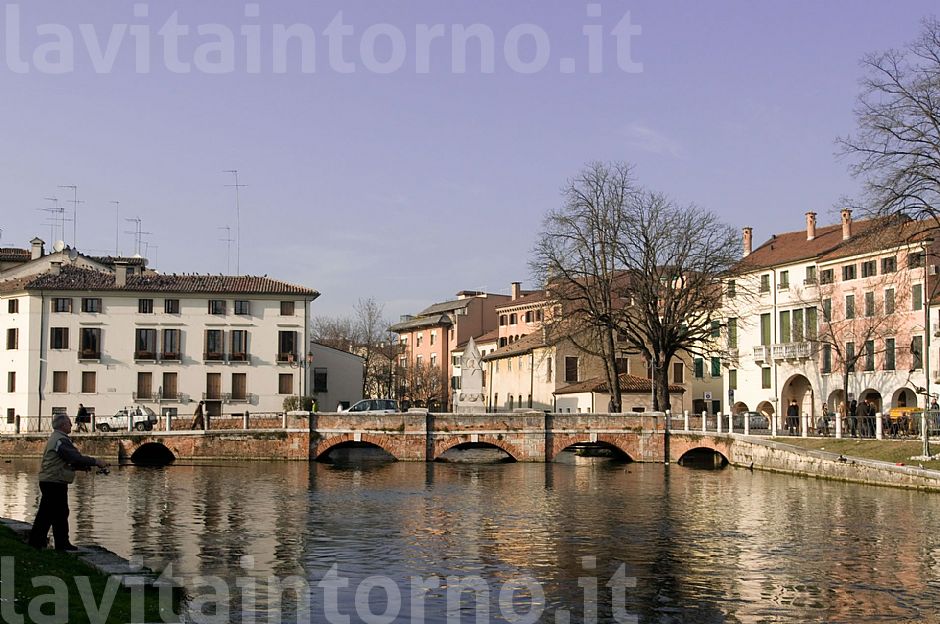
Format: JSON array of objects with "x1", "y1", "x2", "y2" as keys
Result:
[
  {"x1": 95, "y1": 405, "x2": 158, "y2": 432},
  {"x1": 732, "y1": 411, "x2": 769, "y2": 430},
  {"x1": 343, "y1": 399, "x2": 400, "y2": 414}
]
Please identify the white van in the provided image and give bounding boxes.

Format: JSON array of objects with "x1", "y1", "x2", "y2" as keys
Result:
[{"x1": 95, "y1": 405, "x2": 158, "y2": 432}]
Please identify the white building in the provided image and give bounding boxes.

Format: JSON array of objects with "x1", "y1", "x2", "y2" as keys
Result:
[
  {"x1": 307, "y1": 341, "x2": 364, "y2": 411},
  {"x1": 0, "y1": 239, "x2": 319, "y2": 431}
]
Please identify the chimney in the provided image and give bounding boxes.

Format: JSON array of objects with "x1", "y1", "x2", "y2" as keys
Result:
[
  {"x1": 511, "y1": 282, "x2": 521, "y2": 301},
  {"x1": 805, "y1": 212, "x2": 817, "y2": 241},
  {"x1": 742, "y1": 227, "x2": 753, "y2": 257},
  {"x1": 30, "y1": 237, "x2": 44, "y2": 260},
  {"x1": 49, "y1": 260, "x2": 62, "y2": 276},
  {"x1": 114, "y1": 261, "x2": 128, "y2": 287},
  {"x1": 841, "y1": 209, "x2": 852, "y2": 240}
]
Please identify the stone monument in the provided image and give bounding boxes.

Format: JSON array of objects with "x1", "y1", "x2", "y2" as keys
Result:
[{"x1": 453, "y1": 336, "x2": 486, "y2": 413}]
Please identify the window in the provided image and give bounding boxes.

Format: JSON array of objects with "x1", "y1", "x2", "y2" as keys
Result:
[
  {"x1": 7, "y1": 371, "x2": 14, "y2": 392},
  {"x1": 278, "y1": 373, "x2": 293, "y2": 394},
  {"x1": 6, "y1": 408, "x2": 14, "y2": 424},
  {"x1": 842, "y1": 264, "x2": 857, "y2": 281},
  {"x1": 908, "y1": 251, "x2": 925, "y2": 268},
  {"x1": 727, "y1": 280, "x2": 736, "y2": 297},
  {"x1": 845, "y1": 295, "x2": 855, "y2": 320},
  {"x1": 208, "y1": 299, "x2": 226, "y2": 315},
  {"x1": 161, "y1": 329, "x2": 181, "y2": 360},
  {"x1": 7, "y1": 299, "x2": 18, "y2": 313},
  {"x1": 313, "y1": 368, "x2": 328, "y2": 393},
  {"x1": 137, "y1": 372, "x2": 153, "y2": 400},
  {"x1": 861, "y1": 260, "x2": 876, "y2": 278},
  {"x1": 430, "y1": 332, "x2": 436, "y2": 346},
  {"x1": 819, "y1": 269, "x2": 834, "y2": 285},
  {"x1": 165, "y1": 299, "x2": 180, "y2": 314},
  {"x1": 230, "y1": 330, "x2": 248, "y2": 361},
  {"x1": 711, "y1": 320, "x2": 721, "y2": 338},
  {"x1": 499, "y1": 315, "x2": 507, "y2": 326},
  {"x1": 138, "y1": 298, "x2": 153, "y2": 313},
  {"x1": 846, "y1": 342, "x2": 855, "y2": 373},
  {"x1": 280, "y1": 301, "x2": 295, "y2": 316},
  {"x1": 52, "y1": 298, "x2": 72, "y2": 312},
  {"x1": 806, "y1": 307, "x2": 818, "y2": 339},
  {"x1": 913, "y1": 284, "x2": 923, "y2": 311},
  {"x1": 205, "y1": 329, "x2": 224, "y2": 360},
  {"x1": 615, "y1": 357, "x2": 629, "y2": 374},
  {"x1": 779, "y1": 270, "x2": 789, "y2": 289},
  {"x1": 430, "y1": 353, "x2": 437, "y2": 367},
  {"x1": 913, "y1": 335, "x2": 924, "y2": 370},
  {"x1": 135, "y1": 328, "x2": 157, "y2": 359},
  {"x1": 277, "y1": 331, "x2": 297, "y2": 362},
  {"x1": 760, "y1": 274, "x2": 770, "y2": 293},
  {"x1": 885, "y1": 338, "x2": 896, "y2": 371},
  {"x1": 864, "y1": 340, "x2": 875, "y2": 371},
  {"x1": 822, "y1": 299, "x2": 832, "y2": 322},
  {"x1": 761, "y1": 367, "x2": 771, "y2": 389},
  {"x1": 234, "y1": 300, "x2": 250, "y2": 315},
  {"x1": 50, "y1": 327, "x2": 69, "y2": 349},
  {"x1": 6, "y1": 328, "x2": 17, "y2": 349},
  {"x1": 792, "y1": 308, "x2": 804, "y2": 342},
  {"x1": 162, "y1": 372, "x2": 178, "y2": 400},
  {"x1": 52, "y1": 371, "x2": 67, "y2": 393},
  {"x1": 760, "y1": 313, "x2": 771, "y2": 346},
  {"x1": 499, "y1": 337, "x2": 507, "y2": 347},
  {"x1": 416, "y1": 333, "x2": 423, "y2": 347},
  {"x1": 822, "y1": 344, "x2": 832, "y2": 373},
  {"x1": 81, "y1": 298, "x2": 101, "y2": 313},
  {"x1": 779, "y1": 310, "x2": 791, "y2": 343},
  {"x1": 672, "y1": 362, "x2": 684, "y2": 383},
  {"x1": 564, "y1": 356, "x2": 579, "y2": 383},
  {"x1": 232, "y1": 373, "x2": 247, "y2": 400},
  {"x1": 727, "y1": 318, "x2": 738, "y2": 348},
  {"x1": 206, "y1": 372, "x2": 222, "y2": 400},
  {"x1": 80, "y1": 328, "x2": 101, "y2": 359},
  {"x1": 694, "y1": 358, "x2": 704, "y2": 379},
  {"x1": 81, "y1": 371, "x2": 96, "y2": 394},
  {"x1": 510, "y1": 313, "x2": 517, "y2": 324},
  {"x1": 525, "y1": 311, "x2": 532, "y2": 323},
  {"x1": 805, "y1": 266, "x2": 817, "y2": 284},
  {"x1": 729, "y1": 369, "x2": 737, "y2": 390},
  {"x1": 864, "y1": 292, "x2": 875, "y2": 317},
  {"x1": 710, "y1": 357, "x2": 721, "y2": 377}
]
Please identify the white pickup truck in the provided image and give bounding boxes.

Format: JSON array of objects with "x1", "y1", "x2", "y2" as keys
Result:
[{"x1": 95, "y1": 405, "x2": 159, "y2": 432}]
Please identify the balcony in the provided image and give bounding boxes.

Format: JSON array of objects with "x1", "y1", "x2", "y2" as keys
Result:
[
  {"x1": 132, "y1": 391, "x2": 155, "y2": 401},
  {"x1": 803, "y1": 277, "x2": 817, "y2": 285},
  {"x1": 771, "y1": 342, "x2": 815, "y2": 360},
  {"x1": 134, "y1": 350, "x2": 157, "y2": 361},
  {"x1": 752, "y1": 346, "x2": 771, "y2": 362},
  {"x1": 161, "y1": 352, "x2": 181, "y2": 362},
  {"x1": 78, "y1": 349, "x2": 101, "y2": 361},
  {"x1": 229, "y1": 352, "x2": 249, "y2": 362},
  {"x1": 158, "y1": 391, "x2": 179, "y2": 402},
  {"x1": 777, "y1": 282, "x2": 790, "y2": 290},
  {"x1": 202, "y1": 391, "x2": 222, "y2": 401},
  {"x1": 277, "y1": 352, "x2": 297, "y2": 363},
  {"x1": 204, "y1": 351, "x2": 225, "y2": 362},
  {"x1": 726, "y1": 348, "x2": 739, "y2": 360}
]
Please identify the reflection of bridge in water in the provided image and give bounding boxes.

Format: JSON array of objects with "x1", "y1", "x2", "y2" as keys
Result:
[{"x1": 0, "y1": 411, "x2": 743, "y2": 465}]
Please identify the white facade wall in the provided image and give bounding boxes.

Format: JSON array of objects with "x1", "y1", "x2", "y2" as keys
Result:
[
  {"x1": 487, "y1": 347, "x2": 555, "y2": 412},
  {"x1": 307, "y1": 342, "x2": 364, "y2": 411},
  {"x1": 1, "y1": 288, "x2": 311, "y2": 431}
]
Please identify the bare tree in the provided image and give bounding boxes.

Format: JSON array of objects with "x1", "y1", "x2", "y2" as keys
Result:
[
  {"x1": 530, "y1": 162, "x2": 636, "y2": 412},
  {"x1": 839, "y1": 17, "x2": 940, "y2": 229},
  {"x1": 401, "y1": 361, "x2": 445, "y2": 409},
  {"x1": 611, "y1": 191, "x2": 739, "y2": 411},
  {"x1": 311, "y1": 316, "x2": 355, "y2": 351}
]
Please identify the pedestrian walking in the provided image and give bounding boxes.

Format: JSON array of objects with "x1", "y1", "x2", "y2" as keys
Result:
[
  {"x1": 74, "y1": 403, "x2": 90, "y2": 433},
  {"x1": 849, "y1": 399, "x2": 859, "y2": 437},
  {"x1": 28, "y1": 413, "x2": 108, "y2": 550},
  {"x1": 190, "y1": 400, "x2": 205, "y2": 430},
  {"x1": 787, "y1": 399, "x2": 799, "y2": 435}
]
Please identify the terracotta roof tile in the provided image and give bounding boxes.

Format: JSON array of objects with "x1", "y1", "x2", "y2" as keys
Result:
[
  {"x1": 495, "y1": 290, "x2": 550, "y2": 310},
  {"x1": 89, "y1": 255, "x2": 148, "y2": 266},
  {"x1": 0, "y1": 248, "x2": 30, "y2": 262},
  {"x1": 482, "y1": 331, "x2": 549, "y2": 360},
  {"x1": 0, "y1": 275, "x2": 34, "y2": 295},
  {"x1": 457, "y1": 328, "x2": 500, "y2": 349},
  {"x1": 24, "y1": 265, "x2": 318, "y2": 296},
  {"x1": 555, "y1": 373, "x2": 685, "y2": 395}
]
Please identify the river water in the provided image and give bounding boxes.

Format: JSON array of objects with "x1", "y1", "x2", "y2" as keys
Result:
[{"x1": 3, "y1": 453, "x2": 940, "y2": 623}]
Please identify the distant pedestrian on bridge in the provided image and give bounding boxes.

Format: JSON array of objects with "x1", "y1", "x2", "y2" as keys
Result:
[
  {"x1": 74, "y1": 403, "x2": 90, "y2": 432},
  {"x1": 190, "y1": 401, "x2": 205, "y2": 430},
  {"x1": 28, "y1": 413, "x2": 108, "y2": 550}
]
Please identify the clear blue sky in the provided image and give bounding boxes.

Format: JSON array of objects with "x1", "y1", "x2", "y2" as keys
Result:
[{"x1": 1, "y1": 1, "x2": 937, "y2": 320}]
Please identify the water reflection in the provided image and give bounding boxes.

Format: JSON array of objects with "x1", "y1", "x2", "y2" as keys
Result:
[{"x1": 2, "y1": 456, "x2": 940, "y2": 622}]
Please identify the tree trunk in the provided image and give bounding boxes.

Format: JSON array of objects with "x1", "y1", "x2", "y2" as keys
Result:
[{"x1": 603, "y1": 329, "x2": 622, "y2": 413}]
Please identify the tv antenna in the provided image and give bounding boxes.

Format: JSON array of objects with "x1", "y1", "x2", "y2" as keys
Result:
[
  {"x1": 40, "y1": 196, "x2": 67, "y2": 242},
  {"x1": 124, "y1": 217, "x2": 149, "y2": 256},
  {"x1": 218, "y1": 225, "x2": 233, "y2": 274},
  {"x1": 110, "y1": 201, "x2": 120, "y2": 255},
  {"x1": 58, "y1": 185, "x2": 81, "y2": 248},
  {"x1": 224, "y1": 170, "x2": 246, "y2": 275}
]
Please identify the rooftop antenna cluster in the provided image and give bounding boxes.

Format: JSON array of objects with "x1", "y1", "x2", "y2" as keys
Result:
[
  {"x1": 218, "y1": 225, "x2": 233, "y2": 274},
  {"x1": 224, "y1": 169, "x2": 246, "y2": 275},
  {"x1": 124, "y1": 216, "x2": 150, "y2": 256},
  {"x1": 58, "y1": 185, "x2": 81, "y2": 248}
]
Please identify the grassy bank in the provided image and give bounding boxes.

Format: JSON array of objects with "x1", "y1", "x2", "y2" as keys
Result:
[
  {"x1": 0, "y1": 524, "x2": 176, "y2": 623},
  {"x1": 779, "y1": 438, "x2": 940, "y2": 471}
]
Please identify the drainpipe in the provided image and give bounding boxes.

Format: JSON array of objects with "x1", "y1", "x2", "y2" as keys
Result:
[
  {"x1": 529, "y1": 351, "x2": 535, "y2": 410},
  {"x1": 37, "y1": 291, "x2": 46, "y2": 429}
]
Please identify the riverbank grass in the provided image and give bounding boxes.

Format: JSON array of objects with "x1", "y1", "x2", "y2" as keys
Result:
[
  {"x1": 780, "y1": 438, "x2": 940, "y2": 470},
  {"x1": 0, "y1": 524, "x2": 172, "y2": 623}
]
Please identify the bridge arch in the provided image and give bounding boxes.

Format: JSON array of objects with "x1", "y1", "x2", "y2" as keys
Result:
[
  {"x1": 126, "y1": 440, "x2": 176, "y2": 466},
  {"x1": 313, "y1": 433, "x2": 401, "y2": 461},
  {"x1": 676, "y1": 446, "x2": 729, "y2": 468},
  {"x1": 433, "y1": 436, "x2": 523, "y2": 462},
  {"x1": 669, "y1": 435, "x2": 732, "y2": 466},
  {"x1": 547, "y1": 434, "x2": 638, "y2": 462}
]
